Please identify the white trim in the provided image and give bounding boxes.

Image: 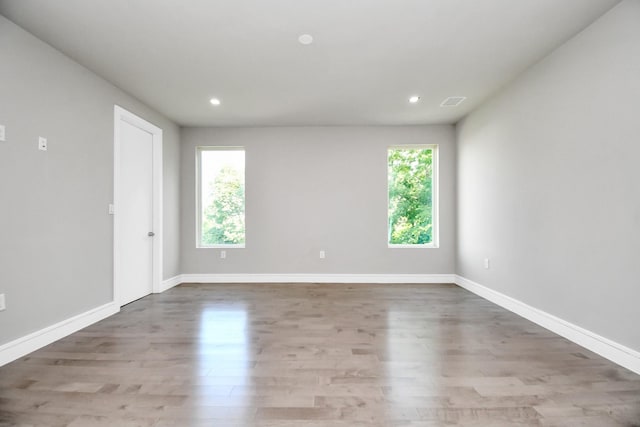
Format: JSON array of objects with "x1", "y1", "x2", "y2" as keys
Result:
[
  {"x1": 455, "y1": 275, "x2": 640, "y2": 375},
  {"x1": 179, "y1": 273, "x2": 455, "y2": 284},
  {"x1": 113, "y1": 105, "x2": 163, "y2": 306},
  {"x1": 0, "y1": 303, "x2": 118, "y2": 367},
  {"x1": 388, "y1": 244, "x2": 438, "y2": 249},
  {"x1": 158, "y1": 275, "x2": 182, "y2": 293},
  {"x1": 198, "y1": 244, "x2": 246, "y2": 249},
  {"x1": 152, "y1": 126, "x2": 163, "y2": 294}
]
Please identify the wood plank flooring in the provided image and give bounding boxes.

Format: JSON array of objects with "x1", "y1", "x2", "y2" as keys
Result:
[{"x1": 1, "y1": 283, "x2": 639, "y2": 426}]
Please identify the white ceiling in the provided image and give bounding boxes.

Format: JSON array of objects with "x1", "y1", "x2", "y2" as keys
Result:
[{"x1": 0, "y1": 0, "x2": 620, "y2": 127}]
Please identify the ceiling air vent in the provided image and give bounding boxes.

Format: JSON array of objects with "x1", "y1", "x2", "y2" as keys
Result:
[{"x1": 440, "y1": 96, "x2": 466, "y2": 107}]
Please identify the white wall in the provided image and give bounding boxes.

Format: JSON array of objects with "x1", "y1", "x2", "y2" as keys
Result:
[
  {"x1": 457, "y1": 0, "x2": 640, "y2": 351},
  {"x1": 0, "y1": 16, "x2": 180, "y2": 345},
  {"x1": 180, "y1": 126, "x2": 456, "y2": 275}
]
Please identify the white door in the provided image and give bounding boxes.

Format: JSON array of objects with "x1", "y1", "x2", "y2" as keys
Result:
[
  {"x1": 117, "y1": 121, "x2": 154, "y2": 305},
  {"x1": 114, "y1": 106, "x2": 163, "y2": 307},
  {"x1": 119, "y1": 121, "x2": 154, "y2": 304}
]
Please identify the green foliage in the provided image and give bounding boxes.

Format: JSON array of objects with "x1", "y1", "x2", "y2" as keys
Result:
[
  {"x1": 202, "y1": 165, "x2": 245, "y2": 245},
  {"x1": 388, "y1": 148, "x2": 433, "y2": 244}
]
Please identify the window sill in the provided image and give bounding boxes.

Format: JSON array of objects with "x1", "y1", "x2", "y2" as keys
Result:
[
  {"x1": 197, "y1": 244, "x2": 245, "y2": 249},
  {"x1": 388, "y1": 244, "x2": 439, "y2": 249}
]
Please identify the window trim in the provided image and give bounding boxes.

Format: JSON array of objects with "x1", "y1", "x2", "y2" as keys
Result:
[
  {"x1": 387, "y1": 144, "x2": 439, "y2": 249},
  {"x1": 196, "y1": 146, "x2": 246, "y2": 249}
]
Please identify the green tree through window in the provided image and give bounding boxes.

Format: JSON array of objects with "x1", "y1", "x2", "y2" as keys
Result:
[
  {"x1": 199, "y1": 148, "x2": 245, "y2": 246},
  {"x1": 388, "y1": 146, "x2": 436, "y2": 245}
]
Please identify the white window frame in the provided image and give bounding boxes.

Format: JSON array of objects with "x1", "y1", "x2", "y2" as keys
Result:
[
  {"x1": 387, "y1": 144, "x2": 439, "y2": 249},
  {"x1": 196, "y1": 146, "x2": 246, "y2": 248}
]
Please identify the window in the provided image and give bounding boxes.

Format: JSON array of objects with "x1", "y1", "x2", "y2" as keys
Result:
[
  {"x1": 388, "y1": 145, "x2": 438, "y2": 247},
  {"x1": 197, "y1": 147, "x2": 245, "y2": 247}
]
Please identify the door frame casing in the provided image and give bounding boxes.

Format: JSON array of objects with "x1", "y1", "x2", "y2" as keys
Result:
[{"x1": 113, "y1": 105, "x2": 163, "y2": 306}]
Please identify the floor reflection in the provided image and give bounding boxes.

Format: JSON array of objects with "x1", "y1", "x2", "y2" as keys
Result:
[
  {"x1": 385, "y1": 302, "x2": 446, "y2": 402},
  {"x1": 197, "y1": 305, "x2": 253, "y2": 419}
]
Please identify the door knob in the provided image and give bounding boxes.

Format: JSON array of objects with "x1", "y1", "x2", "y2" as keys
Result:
[{"x1": 148, "y1": 232, "x2": 155, "y2": 237}]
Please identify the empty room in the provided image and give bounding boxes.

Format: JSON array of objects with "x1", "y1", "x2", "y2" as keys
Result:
[{"x1": 0, "y1": 0, "x2": 639, "y2": 426}]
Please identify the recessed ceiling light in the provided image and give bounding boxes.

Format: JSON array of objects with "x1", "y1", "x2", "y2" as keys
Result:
[
  {"x1": 409, "y1": 96, "x2": 420, "y2": 104},
  {"x1": 209, "y1": 98, "x2": 221, "y2": 106},
  {"x1": 298, "y1": 34, "x2": 313, "y2": 45}
]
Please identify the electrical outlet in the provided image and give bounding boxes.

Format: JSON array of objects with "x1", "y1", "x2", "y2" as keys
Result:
[
  {"x1": 0, "y1": 294, "x2": 5, "y2": 311},
  {"x1": 220, "y1": 250, "x2": 226, "y2": 259},
  {"x1": 38, "y1": 137, "x2": 47, "y2": 151},
  {"x1": 319, "y1": 250, "x2": 326, "y2": 259},
  {"x1": 484, "y1": 258, "x2": 490, "y2": 269},
  {"x1": 0, "y1": 124, "x2": 6, "y2": 141}
]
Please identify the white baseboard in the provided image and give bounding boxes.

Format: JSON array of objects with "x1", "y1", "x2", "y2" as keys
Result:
[
  {"x1": 455, "y1": 275, "x2": 640, "y2": 375},
  {"x1": 0, "y1": 302, "x2": 119, "y2": 367},
  {"x1": 179, "y1": 273, "x2": 456, "y2": 284},
  {"x1": 158, "y1": 275, "x2": 182, "y2": 293}
]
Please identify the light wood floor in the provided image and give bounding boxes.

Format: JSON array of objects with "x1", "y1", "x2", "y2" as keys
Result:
[{"x1": 1, "y1": 283, "x2": 639, "y2": 426}]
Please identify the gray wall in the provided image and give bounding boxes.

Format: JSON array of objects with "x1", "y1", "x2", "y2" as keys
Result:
[
  {"x1": 0, "y1": 16, "x2": 180, "y2": 345},
  {"x1": 181, "y1": 126, "x2": 455, "y2": 274},
  {"x1": 456, "y1": 0, "x2": 640, "y2": 351}
]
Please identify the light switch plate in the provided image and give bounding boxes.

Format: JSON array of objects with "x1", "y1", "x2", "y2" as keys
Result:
[
  {"x1": 0, "y1": 294, "x2": 5, "y2": 311},
  {"x1": 0, "y1": 125, "x2": 5, "y2": 141},
  {"x1": 38, "y1": 137, "x2": 47, "y2": 151}
]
